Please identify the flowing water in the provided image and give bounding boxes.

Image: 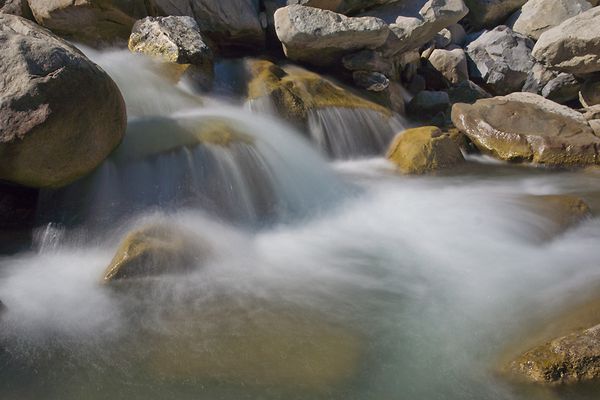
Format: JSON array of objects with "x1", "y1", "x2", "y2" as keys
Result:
[{"x1": 1, "y1": 51, "x2": 600, "y2": 400}]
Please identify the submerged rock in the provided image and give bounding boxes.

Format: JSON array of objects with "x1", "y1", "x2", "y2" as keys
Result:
[
  {"x1": 510, "y1": 323, "x2": 600, "y2": 384},
  {"x1": 103, "y1": 223, "x2": 210, "y2": 282},
  {"x1": 522, "y1": 194, "x2": 591, "y2": 239},
  {"x1": 274, "y1": 5, "x2": 389, "y2": 66},
  {"x1": 532, "y1": 7, "x2": 600, "y2": 75},
  {"x1": 451, "y1": 93, "x2": 600, "y2": 166},
  {"x1": 387, "y1": 126, "x2": 464, "y2": 174},
  {"x1": 0, "y1": 15, "x2": 126, "y2": 188}
]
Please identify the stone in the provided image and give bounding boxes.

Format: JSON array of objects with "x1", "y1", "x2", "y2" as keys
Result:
[
  {"x1": 510, "y1": 323, "x2": 600, "y2": 384},
  {"x1": 521, "y1": 194, "x2": 592, "y2": 239},
  {"x1": 28, "y1": 0, "x2": 157, "y2": 47},
  {"x1": 590, "y1": 120, "x2": 600, "y2": 136},
  {"x1": 446, "y1": 23, "x2": 466, "y2": 46},
  {"x1": 287, "y1": 0, "x2": 392, "y2": 15},
  {"x1": 352, "y1": 71, "x2": 389, "y2": 92},
  {"x1": 508, "y1": 0, "x2": 592, "y2": 41},
  {"x1": 580, "y1": 78, "x2": 600, "y2": 108},
  {"x1": 274, "y1": 5, "x2": 389, "y2": 66},
  {"x1": 462, "y1": 0, "x2": 527, "y2": 29},
  {"x1": 103, "y1": 223, "x2": 210, "y2": 282},
  {"x1": 406, "y1": 90, "x2": 450, "y2": 120},
  {"x1": 541, "y1": 73, "x2": 580, "y2": 104},
  {"x1": 466, "y1": 26, "x2": 535, "y2": 95},
  {"x1": 532, "y1": 7, "x2": 600, "y2": 75},
  {"x1": 433, "y1": 28, "x2": 452, "y2": 48},
  {"x1": 0, "y1": 183, "x2": 38, "y2": 253},
  {"x1": 386, "y1": 126, "x2": 465, "y2": 174},
  {"x1": 342, "y1": 49, "x2": 393, "y2": 75},
  {"x1": 451, "y1": 93, "x2": 600, "y2": 166},
  {"x1": 0, "y1": 15, "x2": 126, "y2": 188},
  {"x1": 447, "y1": 80, "x2": 491, "y2": 104},
  {"x1": 153, "y1": 0, "x2": 265, "y2": 53},
  {"x1": 428, "y1": 47, "x2": 469, "y2": 84},
  {"x1": 0, "y1": 0, "x2": 32, "y2": 19}
]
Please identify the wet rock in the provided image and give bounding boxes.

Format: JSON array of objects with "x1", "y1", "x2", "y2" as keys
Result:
[
  {"x1": 274, "y1": 5, "x2": 389, "y2": 66},
  {"x1": 407, "y1": 90, "x2": 450, "y2": 120},
  {"x1": 28, "y1": 0, "x2": 157, "y2": 47},
  {"x1": 0, "y1": 0, "x2": 32, "y2": 19},
  {"x1": 129, "y1": 16, "x2": 214, "y2": 90},
  {"x1": 521, "y1": 194, "x2": 592, "y2": 238},
  {"x1": 507, "y1": 0, "x2": 591, "y2": 41},
  {"x1": 462, "y1": 0, "x2": 526, "y2": 29},
  {"x1": 510, "y1": 323, "x2": 600, "y2": 384},
  {"x1": 103, "y1": 223, "x2": 209, "y2": 282},
  {"x1": 465, "y1": 26, "x2": 534, "y2": 95},
  {"x1": 352, "y1": 71, "x2": 389, "y2": 92},
  {"x1": 451, "y1": 92, "x2": 600, "y2": 166},
  {"x1": 342, "y1": 49, "x2": 393, "y2": 75},
  {"x1": 387, "y1": 126, "x2": 464, "y2": 174},
  {"x1": 0, "y1": 14, "x2": 126, "y2": 188},
  {"x1": 447, "y1": 80, "x2": 491, "y2": 104},
  {"x1": 153, "y1": 0, "x2": 264, "y2": 53},
  {"x1": 580, "y1": 78, "x2": 600, "y2": 108},
  {"x1": 245, "y1": 59, "x2": 391, "y2": 127},
  {"x1": 532, "y1": 7, "x2": 600, "y2": 75},
  {"x1": 428, "y1": 47, "x2": 468, "y2": 84}
]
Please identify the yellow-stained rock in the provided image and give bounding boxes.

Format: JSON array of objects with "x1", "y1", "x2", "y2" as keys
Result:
[
  {"x1": 520, "y1": 194, "x2": 591, "y2": 238},
  {"x1": 386, "y1": 126, "x2": 465, "y2": 174}
]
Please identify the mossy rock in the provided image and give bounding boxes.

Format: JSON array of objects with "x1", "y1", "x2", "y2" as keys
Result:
[
  {"x1": 509, "y1": 323, "x2": 600, "y2": 384},
  {"x1": 246, "y1": 59, "x2": 391, "y2": 127},
  {"x1": 386, "y1": 126, "x2": 465, "y2": 174},
  {"x1": 103, "y1": 223, "x2": 210, "y2": 282}
]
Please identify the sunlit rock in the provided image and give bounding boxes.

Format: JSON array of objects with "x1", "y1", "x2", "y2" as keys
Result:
[
  {"x1": 387, "y1": 126, "x2": 464, "y2": 174},
  {"x1": 510, "y1": 323, "x2": 600, "y2": 384},
  {"x1": 451, "y1": 93, "x2": 600, "y2": 166},
  {"x1": 103, "y1": 223, "x2": 210, "y2": 282},
  {"x1": 0, "y1": 15, "x2": 126, "y2": 188},
  {"x1": 428, "y1": 47, "x2": 469, "y2": 85}
]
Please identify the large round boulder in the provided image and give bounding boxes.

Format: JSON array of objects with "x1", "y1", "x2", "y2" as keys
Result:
[
  {"x1": 0, "y1": 15, "x2": 126, "y2": 188},
  {"x1": 451, "y1": 93, "x2": 600, "y2": 166}
]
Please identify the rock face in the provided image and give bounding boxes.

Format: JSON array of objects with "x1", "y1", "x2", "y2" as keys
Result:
[
  {"x1": 28, "y1": 0, "x2": 156, "y2": 47},
  {"x1": 508, "y1": 0, "x2": 592, "y2": 41},
  {"x1": 0, "y1": 15, "x2": 126, "y2": 188},
  {"x1": 0, "y1": 0, "x2": 32, "y2": 18},
  {"x1": 532, "y1": 7, "x2": 600, "y2": 75},
  {"x1": 451, "y1": 93, "x2": 600, "y2": 166},
  {"x1": 103, "y1": 223, "x2": 209, "y2": 282},
  {"x1": 466, "y1": 26, "x2": 534, "y2": 95},
  {"x1": 387, "y1": 126, "x2": 464, "y2": 174},
  {"x1": 580, "y1": 78, "x2": 600, "y2": 108},
  {"x1": 463, "y1": 0, "x2": 527, "y2": 29},
  {"x1": 274, "y1": 5, "x2": 389, "y2": 66},
  {"x1": 153, "y1": 0, "x2": 264, "y2": 53},
  {"x1": 510, "y1": 323, "x2": 600, "y2": 384},
  {"x1": 428, "y1": 47, "x2": 468, "y2": 84}
]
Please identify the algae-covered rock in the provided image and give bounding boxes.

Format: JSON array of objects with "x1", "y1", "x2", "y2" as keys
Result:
[
  {"x1": 510, "y1": 323, "x2": 600, "y2": 384},
  {"x1": 246, "y1": 59, "x2": 391, "y2": 127},
  {"x1": 451, "y1": 93, "x2": 600, "y2": 166},
  {"x1": 103, "y1": 223, "x2": 210, "y2": 282},
  {"x1": 386, "y1": 126, "x2": 464, "y2": 174}
]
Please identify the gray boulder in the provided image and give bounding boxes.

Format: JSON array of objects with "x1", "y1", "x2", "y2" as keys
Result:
[
  {"x1": 342, "y1": 49, "x2": 393, "y2": 75},
  {"x1": 0, "y1": 0, "x2": 32, "y2": 18},
  {"x1": 463, "y1": 0, "x2": 526, "y2": 29},
  {"x1": 274, "y1": 5, "x2": 389, "y2": 66},
  {"x1": 407, "y1": 90, "x2": 450, "y2": 120},
  {"x1": 508, "y1": 0, "x2": 592, "y2": 41},
  {"x1": 541, "y1": 73, "x2": 580, "y2": 104},
  {"x1": 287, "y1": 0, "x2": 394, "y2": 15},
  {"x1": 532, "y1": 7, "x2": 600, "y2": 74},
  {"x1": 0, "y1": 15, "x2": 126, "y2": 188},
  {"x1": 580, "y1": 78, "x2": 600, "y2": 108},
  {"x1": 428, "y1": 47, "x2": 469, "y2": 84},
  {"x1": 466, "y1": 26, "x2": 534, "y2": 95}
]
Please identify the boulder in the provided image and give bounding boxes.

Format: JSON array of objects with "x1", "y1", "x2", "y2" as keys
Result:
[
  {"x1": 451, "y1": 93, "x2": 600, "y2": 166},
  {"x1": 406, "y1": 90, "x2": 450, "y2": 120},
  {"x1": 508, "y1": 0, "x2": 592, "y2": 41},
  {"x1": 428, "y1": 47, "x2": 468, "y2": 84},
  {"x1": 0, "y1": 0, "x2": 32, "y2": 18},
  {"x1": 28, "y1": 0, "x2": 157, "y2": 47},
  {"x1": 532, "y1": 7, "x2": 600, "y2": 75},
  {"x1": 510, "y1": 323, "x2": 600, "y2": 384},
  {"x1": 447, "y1": 80, "x2": 491, "y2": 104},
  {"x1": 103, "y1": 223, "x2": 209, "y2": 282},
  {"x1": 521, "y1": 194, "x2": 591, "y2": 239},
  {"x1": 274, "y1": 5, "x2": 389, "y2": 66},
  {"x1": 0, "y1": 183, "x2": 38, "y2": 253},
  {"x1": 352, "y1": 71, "x2": 389, "y2": 92},
  {"x1": 462, "y1": 0, "x2": 526, "y2": 29},
  {"x1": 128, "y1": 16, "x2": 214, "y2": 90},
  {"x1": 386, "y1": 126, "x2": 464, "y2": 174},
  {"x1": 433, "y1": 28, "x2": 452, "y2": 49},
  {"x1": 580, "y1": 78, "x2": 600, "y2": 108},
  {"x1": 541, "y1": 73, "x2": 580, "y2": 104},
  {"x1": 287, "y1": 0, "x2": 393, "y2": 15},
  {"x1": 378, "y1": 0, "x2": 469, "y2": 56},
  {"x1": 342, "y1": 49, "x2": 393, "y2": 75},
  {"x1": 465, "y1": 26, "x2": 534, "y2": 95},
  {"x1": 446, "y1": 23, "x2": 466, "y2": 46},
  {"x1": 0, "y1": 15, "x2": 126, "y2": 188},
  {"x1": 153, "y1": 0, "x2": 264, "y2": 53}
]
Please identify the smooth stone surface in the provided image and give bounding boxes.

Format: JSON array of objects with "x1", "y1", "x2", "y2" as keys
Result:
[
  {"x1": 0, "y1": 14, "x2": 126, "y2": 188},
  {"x1": 521, "y1": 194, "x2": 592, "y2": 239},
  {"x1": 541, "y1": 73, "x2": 580, "y2": 104},
  {"x1": 428, "y1": 47, "x2": 468, "y2": 84},
  {"x1": 466, "y1": 26, "x2": 534, "y2": 95},
  {"x1": 287, "y1": 0, "x2": 393, "y2": 15},
  {"x1": 462, "y1": 0, "x2": 526, "y2": 29},
  {"x1": 274, "y1": 5, "x2": 389, "y2": 66},
  {"x1": 447, "y1": 80, "x2": 491, "y2": 104},
  {"x1": 451, "y1": 93, "x2": 600, "y2": 166},
  {"x1": 406, "y1": 90, "x2": 450, "y2": 119},
  {"x1": 387, "y1": 126, "x2": 464, "y2": 174},
  {"x1": 532, "y1": 7, "x2": 600, "y2": 74}
]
